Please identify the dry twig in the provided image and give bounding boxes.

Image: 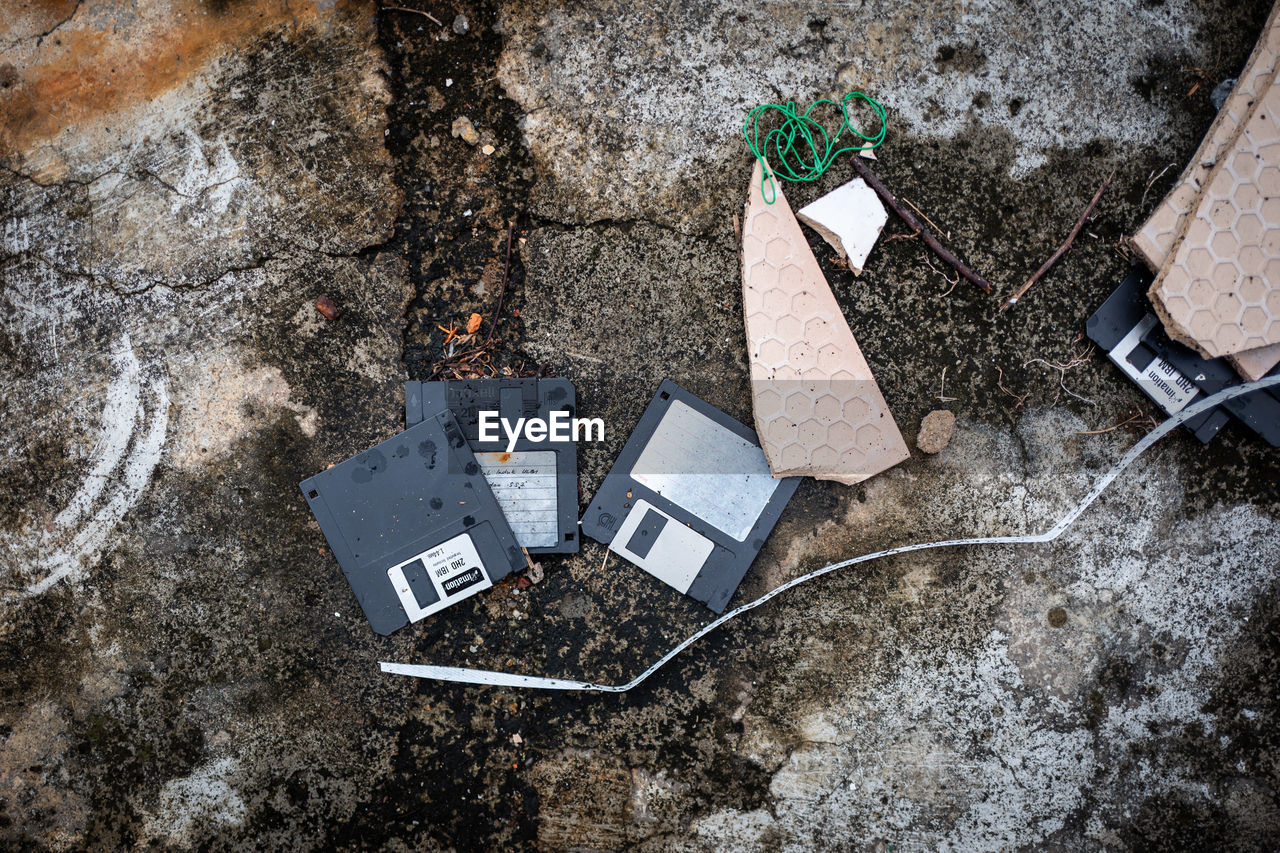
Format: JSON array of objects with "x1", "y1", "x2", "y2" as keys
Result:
[
  {"x1": 380, "y1": 4, "x2": 443, "y2": 24},
  {"x1": 1140, "y1": 162, "x2": 1176, "y2": 210},
  {"x1": 849, "y1": 157, "x2": 991, "y2": 294},
  {"x1": 1023, "y1": 344, "x2": 1096, "y2": 407},
  {"x1": 904, "y1": 197, "x2": 949, "y2": 239},
  {"x1": 925, "y1": 258, "x2": 960, "y2": 296},
  {"x1": 484, "y1": 222, "x2": 515, "y2": 346},
  {"x1": 937, "y1": 366, "x2": 958, "y2": 403},
  {"x1": 1076, "y1": 406, "x2": 1158, "y2": 436},
  {"x1": 994, "y1": 365, "x2": 1028, "y2": 410},
  {"x1": 1000, "y1": 172, "x2": 1114, "y2": 312},
  {"x1": 1182, "y1": 42, "x2": 1223, "y2": 98}
]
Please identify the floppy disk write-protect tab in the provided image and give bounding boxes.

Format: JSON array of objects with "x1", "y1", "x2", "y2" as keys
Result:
[
  {"x1": 300, "y1": 408, "x2": 525, "y2": 635},
  {"x1": 581, "y1": 380, "x2": 800, "y2": 613},
  {"x1": 405, "y1": 378, "x2": 580, "y2": 554}
]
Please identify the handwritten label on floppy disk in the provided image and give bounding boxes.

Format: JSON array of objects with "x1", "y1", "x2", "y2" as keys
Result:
[{"x1": 475, "y1": 451, "x2": 558, "y2": 548}]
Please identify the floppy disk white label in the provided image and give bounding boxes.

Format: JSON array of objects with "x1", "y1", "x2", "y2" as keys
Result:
[
  {"x1": 1107, "y1": 314, "x2": 1199, "y2": 415},
  {"x1": 475, "y1": 450, "x2": 558, "y2": 548},
  {"x1": 387, "y1": 532, "x2": 492, "y2": 622},
  {"x1": 609, "y1": 499, "x2": 715, "y2": 594}
]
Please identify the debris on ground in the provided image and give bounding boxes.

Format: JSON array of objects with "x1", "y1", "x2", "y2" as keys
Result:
[
  {"x1": 742, "y1": 160, "x2": 909, "y2": 484},
  {"x1": 1132, "y1": 3, "x2": 1280, "y2": 378},
  {"x1": 916, "y1": 410, "x2": 956, "y2": 454},
  {"x1": 1087, "y1": 268, "x2": 1280, "y2": 446},
  {"x1": 795, "y1": 178, "x2": 888, "y2": 274},
  {"x1": 451, "y1": 115, "x2": 480, "y2": 144},
  {"x1": 849, "y1": 155, "x2": 992, "y2": 294},
  {"x1": 301, "y1": 408, "x2": 524, "y2": 635},
  {"x1": 1000, "y1": 172, "x2": 1112, "y2": 312},
  {"x1": 315, "y1": 295, "x2": 342, "y2": 321},
  {"x1": 404, "y1": 379, "x2": 580, "y2": 554},
  {"x1": 6, "y1": 0, "x2": 1280, "y2": 847},
  {"x1": 1147, "y1": 79, "x2": 1280, "y2": 358}
]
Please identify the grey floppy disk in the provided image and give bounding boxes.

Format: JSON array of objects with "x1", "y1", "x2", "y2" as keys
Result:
[
  {"x1": 300, "y1": 408, "x2": 525, "y2": 635},
  {"x1": 581, "y1": 380, "x2": 800, "y2": 613},
  {"x1": 405, "y1": 378, "x2": 580, "y2": 554}
]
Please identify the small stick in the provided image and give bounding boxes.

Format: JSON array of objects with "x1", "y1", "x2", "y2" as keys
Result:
[
  {"x1": 1000, "y1": 172, "x2": 1113, "y2": 312},
  {"x1": 925, "y1": 257, "x2": 959, "y2": 296},
  {"x1": 904, "y1": 197, "x2": 948, "y2": 239},
  {"x1": 994, "y1": 364, "x2": 1028, "y2": 410},
  {"x1": 1140, "y1": 162, "x2": 1174, "y2": 209},
  {"x1": 379, "y1": 5, "x2": 443, "y2": 25},
  {"x1": 849, "y1": 156, "x2": 991, "y2": 294},
  {"x1": 484, "y1": 222, "x2": 515, "y2": 346},
  {"x1": 937, "y1": 366, "x2": 957, "y2": 402}
]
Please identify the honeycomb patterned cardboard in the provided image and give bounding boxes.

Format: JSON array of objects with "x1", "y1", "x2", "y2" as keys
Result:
[
  {"x1": 1230, "y1": 341, "x2": 1280, "y2": 379},
  {"x1": 1131, "y1": 1, "x2": 1280, "y2": 272},
  {"x1": 740, "y1": 161, "x2": 909, "y2": 485},
  {"x1": 1134, "y1": 1, "x2": 1280, "y2": 378},
  {"x1": 1149, "y1": 78, "x2": 1280, "y2": 359}
]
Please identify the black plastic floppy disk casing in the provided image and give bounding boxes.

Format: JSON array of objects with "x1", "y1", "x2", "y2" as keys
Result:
[
  {"x1": 300, "y1": 408, "x2": 525, "y2": 635},
  {"x1": 1086, "y1": 267, "x2": 1280, "y2": 446},
  {"x1": 580, "y1": 379, "x2": 800, "y2": 613},
  {"x1": 405, "y1": 378, "x2": 580, "y2": 554}
]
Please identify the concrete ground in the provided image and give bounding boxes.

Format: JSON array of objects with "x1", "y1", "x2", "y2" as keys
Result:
[{"x1": 2, "y1": 0, "x2": 1278, "y2": 849}]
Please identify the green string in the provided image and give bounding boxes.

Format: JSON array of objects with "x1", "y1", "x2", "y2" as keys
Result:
[{"x1": 742, "y1": 92, "x2": 887, "y2": 204}]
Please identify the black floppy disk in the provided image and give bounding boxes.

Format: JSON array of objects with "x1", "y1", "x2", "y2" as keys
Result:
[
  {"x1": 1086, "y1": 267, "x2": 1280, "y2": 446},
  {"x1": 300, "y1": 408, "x2": 525, "y2": 635},
  {"x1": 580, "y1": 380, "x2": 800, "y2": 613},
  {"x1": 405, "y1": 378, "x2": 580, "y2": 554}
]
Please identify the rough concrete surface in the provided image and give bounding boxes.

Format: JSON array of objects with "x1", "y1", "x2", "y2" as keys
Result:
[{"x1": 1, "y1": 0, "x2": 1278, "y2": 850}]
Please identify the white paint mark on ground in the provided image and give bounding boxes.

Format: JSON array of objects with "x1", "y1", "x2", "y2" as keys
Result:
[
  {"x1": 143, "y1": 758, "x2": 247, "y2": 845},
  {"x1": 2, "y1": 334, "x2": 169, "y2": 598}
]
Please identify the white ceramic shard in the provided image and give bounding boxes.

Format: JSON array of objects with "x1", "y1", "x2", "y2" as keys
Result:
[{"x1": 795, "y1": 178, "x2": 888, "y2": 275}]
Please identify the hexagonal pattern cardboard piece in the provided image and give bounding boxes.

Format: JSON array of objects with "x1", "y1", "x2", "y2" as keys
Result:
[
  {"x1": 741, "y1": 161, "x2": 909, "y2": 485},
  {"x1": 1229, "y1": 341, "x2": 1280, "y2": 380},
  {"x1": 1131, "y1": 1, "x2": 1280, "y2": 271},
  {"x1": 1149, "y1": 78, "x2": 1280, "y2": 359}
]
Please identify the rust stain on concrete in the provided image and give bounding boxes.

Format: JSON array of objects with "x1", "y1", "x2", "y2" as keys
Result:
[{"x1": 0, "y1": 0, "x2": 342, "y2": 167}]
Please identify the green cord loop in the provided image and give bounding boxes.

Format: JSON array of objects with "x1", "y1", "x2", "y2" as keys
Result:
[{"x1": 742, "y1": 92, "x2": 888, "y2": 204}]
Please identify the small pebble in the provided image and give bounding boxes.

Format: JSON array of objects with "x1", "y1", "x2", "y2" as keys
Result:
[
  {"x1": 481, "y1": 143, "x2": 495, "y2": 155},
  {"x1": 916, "y1": 409, "x2": 956, "y2": 454},
  {"x1": 452, "y1": 13, "x2": 469, "y2": 34},
  {"x1": 315, "y1": 295, "x2": 341, "y2": 321},
  {"x1": 451, "y1": 116, "x2": 480, "y2": 144},
  {"x1": 528, "y1": 563, "x2": 544, "y2": 584}
]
